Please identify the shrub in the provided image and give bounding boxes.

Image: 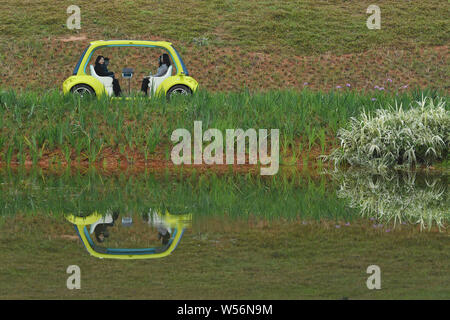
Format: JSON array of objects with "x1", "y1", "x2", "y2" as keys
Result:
[{"x1": 324, "y1": 96, "x2": 449, "y2": 170}]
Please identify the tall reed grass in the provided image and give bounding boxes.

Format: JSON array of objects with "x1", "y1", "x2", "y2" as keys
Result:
[{"x1": 0, "y1": 88, "x2": 445, "y2": 166}]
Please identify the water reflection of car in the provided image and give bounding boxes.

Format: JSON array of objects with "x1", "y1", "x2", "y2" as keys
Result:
[{"x1": 66, "y1": 210, "x2": 191, "y2": 259}]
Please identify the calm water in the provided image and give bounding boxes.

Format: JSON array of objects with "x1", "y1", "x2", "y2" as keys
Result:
[
  {"x1": 0, "y1": 168, "x2": 448, "y2": 299},
  {"x1": 0, "y1": 168, "x2": 447, "y2": 227}
]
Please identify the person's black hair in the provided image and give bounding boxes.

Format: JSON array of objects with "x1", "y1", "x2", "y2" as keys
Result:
[
  {"x1": 158, "y1": 231, "x2": 171, "y2": 245},
  {"x1": 94, "y1": 224, "x2": 110, "y2": 243},
  {"x1": 159, "y1": 53, "x2": 171, "y2": 67},
  {"x1": 111, "y1": 210, "x2": 119, "y2": 222},
  {"x1": 95, "y1": 55, "x2": 105, "y2": 65}
]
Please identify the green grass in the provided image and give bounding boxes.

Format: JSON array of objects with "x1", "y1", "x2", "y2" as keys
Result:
[
  {"x1": 0, "y1": 214, "x2": 448, "y2": 299},
  {"x1": 1, "y1": 1, "x2": 448, "y2": 54},
  {"x1": 0, "y1": 1, "x2": 448, "y2": 91},
  {"x1": 0, "y1": 88, "x2": 447, "y2": 167}
]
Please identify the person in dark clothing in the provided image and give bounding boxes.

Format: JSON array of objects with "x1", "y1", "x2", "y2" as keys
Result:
[
  {"x1": 94, "y1": 55, "x2": 122, "y2": 97},
  {"x1": 141, "y1": 53, "x2": 171, "y2": 95},
  {"x1": 158, "y1": 227, "x2": 171, "y2": 245}
]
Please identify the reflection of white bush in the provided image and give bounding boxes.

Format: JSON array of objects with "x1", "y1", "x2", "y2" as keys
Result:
[
  {"x1": 325, "y1": 97, "x2": 449, "y2": 170},
  {"x1": 333, "y1": 170, "x2": 448, "y2": 230}
]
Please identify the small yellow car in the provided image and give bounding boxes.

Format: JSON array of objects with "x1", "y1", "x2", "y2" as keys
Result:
[
  {"x1": 66, "y1": 211, "x2": 192, "y2": 259},
  {"x1": 62, "y1": 40, "x2": 198, "y2": 99}
]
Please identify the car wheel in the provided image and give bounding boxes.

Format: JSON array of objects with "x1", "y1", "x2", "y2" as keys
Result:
[
  {"x1": 167, "y1": 85, "x2": 192, "y2": 100},
  {"x1": 71, "y1": 84, "x2": 95, "y2": 98}
]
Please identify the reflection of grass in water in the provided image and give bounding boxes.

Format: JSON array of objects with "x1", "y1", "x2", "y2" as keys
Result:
[
  {"x1": 0, "y1": 168, "x2": 357, "y2": 222},
  {"x1": 1, "y1": 169, "x2": 447, "y2": 231},
  {"x1": 3, "y1": 168, "x2": 446, "y2": 229},
  {"x1": 332, "y1": 169, "x2": 449, "y2": 231},
  {"x1": 1, "y1": 214, "x2": 449, "y2": 299}
]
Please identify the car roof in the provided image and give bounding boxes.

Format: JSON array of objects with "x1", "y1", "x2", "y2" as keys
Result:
[{"x1": 89, "y1": 40, "x2": 173, "y2": 47}]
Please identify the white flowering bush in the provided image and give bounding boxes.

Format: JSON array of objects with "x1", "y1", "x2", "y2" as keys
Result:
[{"x1": 325, "y1": 96, "x2": 449, "y2": 170}]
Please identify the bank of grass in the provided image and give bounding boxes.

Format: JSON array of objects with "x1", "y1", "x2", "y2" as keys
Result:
[
  {"x1": 0, "y1": 1, "x2": 448, "y2": 92},
  {"x1": 1, "y1": 1, "x2": 448, "y2": 54},
  {"x1": 0, "y1": 215, "x2": 448, "y2": 299},
  {"x1": 0, "y1": 88, "x2": 446, "y2": 169}
]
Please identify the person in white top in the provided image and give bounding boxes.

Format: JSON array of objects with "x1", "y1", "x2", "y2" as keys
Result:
[{"x1": 140, "y1": 53, "x2": 171, "y2": 95}]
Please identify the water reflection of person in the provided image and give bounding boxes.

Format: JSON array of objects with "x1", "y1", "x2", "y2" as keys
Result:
[
  {"x1": 157, "y1": 224, "x2": 171, "y2": 245},
  {"x1": 90, "y1": 211, "x2": 119, "y2": 243},
  {"x1": 143, "y1": 209, "x2": 172, "y2": 245}
]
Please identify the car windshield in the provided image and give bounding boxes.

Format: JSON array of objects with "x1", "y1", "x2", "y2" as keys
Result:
[
  {"x1": 73, "y1": 45, "x2": 89, "y2": 75},
  {"x1": 171, "y1": 45, "x2": 189, "y2": 76}
]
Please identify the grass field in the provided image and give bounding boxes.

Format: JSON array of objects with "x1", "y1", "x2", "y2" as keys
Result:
[{"x1": 0, "y1": 1, "x2": 448, "y2": 92}]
